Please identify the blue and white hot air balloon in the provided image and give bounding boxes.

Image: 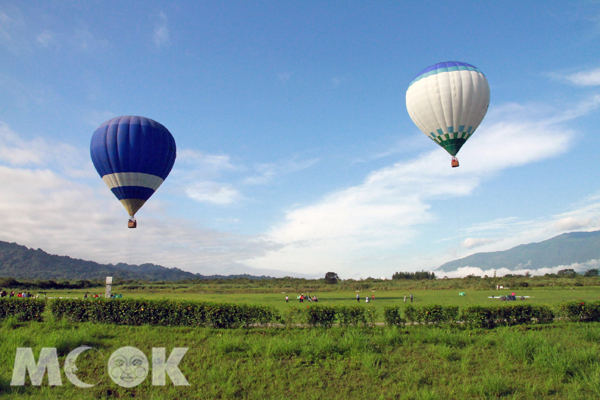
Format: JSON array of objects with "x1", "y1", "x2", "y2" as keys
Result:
[
  {"x1": 90, "y1": 116, "x2": 176, "y2": 228},
  {"x1": 406, "y1": 61, "x2": 490, "y2": 167}
]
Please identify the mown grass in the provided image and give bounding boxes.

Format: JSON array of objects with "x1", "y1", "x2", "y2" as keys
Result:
[
  {"x1": 37, "y1": 286, "x2": 600, "y2": 321},
  {"x1": 2, "y1": 317, "x2": 600, "y2": 399}
]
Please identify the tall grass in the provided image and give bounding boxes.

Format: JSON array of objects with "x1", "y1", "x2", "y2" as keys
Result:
[{"x1": 2, "y1": 320, "x2": 600, "y2": 399}]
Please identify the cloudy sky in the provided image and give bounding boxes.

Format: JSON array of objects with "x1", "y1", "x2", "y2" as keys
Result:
[{"x1": 1, "y1": 1, "x2": 600, "y2": 278}]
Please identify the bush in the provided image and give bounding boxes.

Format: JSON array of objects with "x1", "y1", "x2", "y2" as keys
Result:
[
  {"x1": 461, "y1": 304, "x2": 555, "y2": 329},
  {"x1": 49, "y1": 299, "x2": 277, "y2": 328},
  {"x1": 336, "y1": 306, "x2": 366, "y2": 326},
  {"x1": 383, "y1": 306, "x2": 405, "y2": 326},
  {"x1": 0, "y1": 298, "x2": 45, "y2": 322},
  {"x1": 461, "y1": 305, "x2": 498, "y2": 329},
  {"x1": 558, "y1": 300, "x2": 600, "y2": 322},
  {"x1": 305, "y1": 305, "x2": 337, "y2": 327},
  {"x1": 403, "y1": 304, "x2": 458, "y2": 324}
]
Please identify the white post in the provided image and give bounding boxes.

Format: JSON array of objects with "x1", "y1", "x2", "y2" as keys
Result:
[{"x1": 105, "y1": 277, "x2": 113, "y2": 298}]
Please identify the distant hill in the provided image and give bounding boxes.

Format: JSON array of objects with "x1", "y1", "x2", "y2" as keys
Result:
[
  {"x1": 438, "y1": 230, "x2": 600, "y2": 272},
  {"x1": 0, "y1": 241, "x2": 271, "y2": 281}
]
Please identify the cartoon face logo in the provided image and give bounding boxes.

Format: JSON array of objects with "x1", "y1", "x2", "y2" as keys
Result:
[{"x1": 108, "y1": 347, "x2": 148, "y2": 387}]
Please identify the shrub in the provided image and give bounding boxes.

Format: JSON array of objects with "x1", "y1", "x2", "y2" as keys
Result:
[
  {"x1": 365, "y1": 307, "x2": 378, "y2": 326},
  {"x1": 305, "y1": 305, "x2": 337, "y2": 328},
  {"x1": 461, "y1": 304, "x2": 555, "y2": 329},
  {"x1": 49, "y1": 299, "x2": 277, "y2": 328},
  {"x1": 461, "y1": 305, "x2": 497, "y2": 329},
  {"x1": 403, "y1": 304, "x2": 457, "y2": 324},
  {"x1": 383, "y1": 306, "x2": 405, "y2": 326},
  {"x1": 404, "y1": 304, "x2": 419, "y2": 323},
  {"x1": 336, "y1": 306, "x2": 366, "y2": 326},
  {"x1": 558, "y1": 301, "x2": 600, "y2": 322},
  {"x1": 0, "y1": 298, "x2": 45, "y2": 322}
]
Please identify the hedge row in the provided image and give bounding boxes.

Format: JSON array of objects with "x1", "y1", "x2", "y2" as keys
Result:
[
  {"x1": 383, "y1": 304, "x2": 554, "y2": 328},
  {"x1": 0, "y1": 298, "x2": 45, "y2": 322},
  {"x1": 558, "y1": 300, "x2": 600, "y2": 322},
  {"x1": 461, "y1": 304, "x2": 554, "y2": 328},
  {"x1": 4, "y1": 299, "x2": 600, "y2": 329},
  {"x1": 49, "y1": 299, "x2": 276, "y2": 328},
  {"x1": 286, "y1": 305, "x2": 378, "y2": 327}
]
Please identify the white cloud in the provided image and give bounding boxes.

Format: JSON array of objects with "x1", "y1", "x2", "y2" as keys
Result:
[
  {"x1": 178, "y1": 150, "x2": 237, "y2": 174},
  {"x1": 153, "y1": 11, "x2": 170, "y2": 48},
  {"x1": 555, "y1": 217, "x2": 594, "y2": 231},
  {"x1": 462, "y1": 237, "x2": 497, "y2": 249},
  {"x1": 240, "y1": 97, "x2": 600, "y2": 276},
  {"x1": 564, "y1": 67, "x2": 600, "y2": 86},
  {"x1": 185, "y1": 181, "x2": 240, "y2": 204},
  {"x1": 0, "y1": 126, "x2": 284, "y2": 276},
  {"x1": 36, "y1": 30, "x2": 56, "y2": 48},
  {"x1": 243, "y1": 158, "x2": 318, "y2": 185},
  {"x1": 0, "y1": 122, "x2": 95, "y2": 178},
  {"x1": 441, "y1": 259, "x2": 600, "y2": 279},
  {"x1": 0, "y1": 165, "x2": 279, "y2": 275}
]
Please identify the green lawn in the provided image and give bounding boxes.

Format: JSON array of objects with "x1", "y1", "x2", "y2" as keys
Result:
[{"x1": 39, "y1": 286, "x2": 600, "y2": 315}]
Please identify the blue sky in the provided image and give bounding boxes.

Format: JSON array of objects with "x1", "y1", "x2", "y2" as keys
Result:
[{"x1": 1, "y1": 1, "x2": 600, "y2": 278}]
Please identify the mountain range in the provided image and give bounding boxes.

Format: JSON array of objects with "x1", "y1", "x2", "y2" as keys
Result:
[
  {"x1": 2, "y1": 230, "x2": 599, "y2": 280},
  {"x1": 438, "y1": 230, "x2": 600, "y2": 272},
  {"x1": 0, "y1": 241, "x2": 270, "y2": 281}
]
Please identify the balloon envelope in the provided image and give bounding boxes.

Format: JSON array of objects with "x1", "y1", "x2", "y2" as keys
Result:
[
  {"x1": 406, "y1": 61, "x2": 490, "y2": 157},
  {"x1": 90, "y1": 116, "x2": 176, "y2": 217}
]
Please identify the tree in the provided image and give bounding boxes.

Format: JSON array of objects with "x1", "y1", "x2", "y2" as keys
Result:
[
  {"x1": 324, "y1": 272, "x2": 339, "y2": 284},
  {"x1": 557, "y1": 269, "x2": 577, "y2": 278},
  {"x1": 584, "y1": 268, "x2": 600, "y2": 277}
]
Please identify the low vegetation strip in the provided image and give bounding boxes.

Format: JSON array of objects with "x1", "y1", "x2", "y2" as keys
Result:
[
  {"x1": 37, "y1": 299, "x2": 600, "y2": 330},
  {"x1": 49, "y1": 299, "x2": 276, "y2": 328},
  {"x1": 383, "y1": 304, "x2": 555, "y2": 328},
  {"x1": 558, "y1": 300, "x2": 600, "y2": 321},
  {"x1": 0, "y1": 298, "x2": 45, "y2": 322}
]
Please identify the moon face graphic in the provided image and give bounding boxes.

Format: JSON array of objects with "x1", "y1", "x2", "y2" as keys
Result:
[
  {"x1": 108, "y1": 347, "x2": 149, "y2": 388},
  {"x1": 64, "y1": 346, "x2": 102, "y2": 388}
]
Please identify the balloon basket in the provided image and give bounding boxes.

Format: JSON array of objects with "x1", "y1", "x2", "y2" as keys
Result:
[
  {"x1": 128, "y1": 219, "x2": 137, "y2": 229},
  {"x1": 451, "y1": 158, "x2": 459, "y2": 168}
]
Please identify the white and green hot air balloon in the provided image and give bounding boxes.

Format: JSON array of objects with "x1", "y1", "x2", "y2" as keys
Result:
[{"x1": 406, "y1": 61, "x2": 490, "y2": 167}]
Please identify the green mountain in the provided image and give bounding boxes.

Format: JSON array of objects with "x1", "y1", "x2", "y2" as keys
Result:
[
  {"x1": 0, "y1": 241, "x2": 270, "y2": 281},
  {"x1": 438, "y1": 231, "x2": 600, "y2": 272}
]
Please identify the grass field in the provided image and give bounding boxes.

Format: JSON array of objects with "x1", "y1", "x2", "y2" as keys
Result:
[
  {"x1": 2, "y1": 286, "x2": 599, "y2": 399},
  {"x1": 2, "y1": 319, "x2": 600, "y2": 399},
  {"x1": 39, "y1": 286, "x2": 600, "y2": 317}
]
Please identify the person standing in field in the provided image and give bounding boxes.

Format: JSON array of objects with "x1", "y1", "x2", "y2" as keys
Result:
[
  {"x1": 356, "y1": 294, "x2": 360, "y2": 302},
  {"x1": 285, "y1": 295, "x2": 289, "y2": 303},
  {"x1": 404, "y1": 294, "x2": 406, "y2": 302},
  {"x1": 410, "y1": 293, "x2": 413, "y2": 303}
]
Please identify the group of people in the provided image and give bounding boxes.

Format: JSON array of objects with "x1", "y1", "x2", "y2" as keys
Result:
[
  {"x1": 283, "y1": 292, "x2": 417, "y2": 304},
  {"x1": 286, "y1": 294, "x2": 318, "y2": 303},
  {"x1": 0, "y1": 290, "x2": 33, "y2": 298},
  {"x1": 83, "y1": 293, "x2": 122, "y2": 299},
  {"x1": 356, "y1": 294, "x2": 376, "y2": 303}
]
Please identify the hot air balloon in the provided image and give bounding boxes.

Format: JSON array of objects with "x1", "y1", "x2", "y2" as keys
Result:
[
  {"x1": 406, "y1": 61, "x2": 490, "y2": 167},
  {"x1": 90, "y1": 116, "x2": 176, "y2": 228}
]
